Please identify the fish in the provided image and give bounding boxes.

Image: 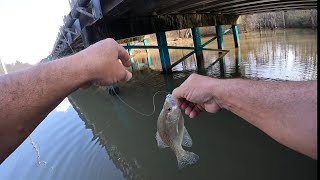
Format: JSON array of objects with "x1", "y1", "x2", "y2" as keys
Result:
[{"x1": 156, "y1": 94, "x2": 199, "y2": 169}]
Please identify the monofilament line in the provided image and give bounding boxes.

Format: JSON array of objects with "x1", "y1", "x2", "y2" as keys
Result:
[
  {"x1": 60, "y1": 34, "x2": 167, "y2": 117},
  {"x1": 29, "y1": 136, "x2": 47, "y2": 166},
  {"x1": 111, "y1": 86, "x2": 169, "y2": 116}
]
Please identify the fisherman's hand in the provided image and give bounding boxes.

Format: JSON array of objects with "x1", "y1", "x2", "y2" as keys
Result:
[
  {"x1": 172, "y1": 74, "x2": 222, "y2": 118},
  {"x1": 76, "y1": 38, "x2": 132, "y2": 87}
]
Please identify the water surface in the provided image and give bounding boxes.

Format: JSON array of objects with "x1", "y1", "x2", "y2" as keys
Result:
[{"x1": 0, "y1": 29, "x2": 317, "y2": 180}]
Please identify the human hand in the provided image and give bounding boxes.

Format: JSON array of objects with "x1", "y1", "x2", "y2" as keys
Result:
[
  {"x1": 172, "y1": 74, "x2": 222, "y2": 118},
  {"x1": 76, "y1": 38, "x2": 132, "y2": 86}
]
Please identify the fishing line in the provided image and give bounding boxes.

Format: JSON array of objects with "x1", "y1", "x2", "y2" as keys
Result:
[
  {"x1": 29, "y1": 136, "x2": 47, "y2": 166},
  {"x1": 58, "y1": 34, "x2": 169, "y2": 117},
  {"x1": 111, "y1": 86, "x2": 169, "y2": 116},
  {"x1": 2, "y1": 61, "x2": 48, "y2": 166}
]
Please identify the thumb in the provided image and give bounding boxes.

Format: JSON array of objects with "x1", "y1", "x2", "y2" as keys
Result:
[
  {"x1": 119, "y1": 69, "x2": 132, "y2": 82},
  {"x1": 172, "y1": 87, "x2": 185, "y2": 106}
]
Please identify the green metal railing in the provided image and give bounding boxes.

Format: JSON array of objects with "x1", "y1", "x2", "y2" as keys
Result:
[{"x1": 122, "y1": 25, "x2": 239, "y2": 73}]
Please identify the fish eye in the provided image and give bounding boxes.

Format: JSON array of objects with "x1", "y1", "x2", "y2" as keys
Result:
[{"x1": 167, "y1": 108, "x2": 171, "y2": 111}]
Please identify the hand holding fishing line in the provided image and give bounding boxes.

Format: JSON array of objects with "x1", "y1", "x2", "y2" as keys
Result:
[{"x1": 75, "y1": 38, "x2": 133, "y2": 87}]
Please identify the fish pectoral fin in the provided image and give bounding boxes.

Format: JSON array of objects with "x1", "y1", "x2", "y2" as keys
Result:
[
  {"x1": 182, "y1": 126, "x2": 193, "y2": 148},
  {"x1": 156, "y1": 131, "x2": 169, "y2": 148}
]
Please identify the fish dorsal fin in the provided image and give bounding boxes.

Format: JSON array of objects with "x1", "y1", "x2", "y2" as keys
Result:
[
  {"x1": 156, "y1": 131, "x2": 169, "y2": 148},
  {"x1": 182, "y1": 127, "x2": 192, "y2": 147}
]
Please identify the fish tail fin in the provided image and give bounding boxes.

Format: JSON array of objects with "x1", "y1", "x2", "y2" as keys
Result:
[{"x1": 177, "y1": 150, "x2": 199, "y2": 169}]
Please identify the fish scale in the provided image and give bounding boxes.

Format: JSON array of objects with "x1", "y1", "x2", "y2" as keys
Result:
[{"x1": 156, "y1": 94, "x2": 199, "y2": 169}]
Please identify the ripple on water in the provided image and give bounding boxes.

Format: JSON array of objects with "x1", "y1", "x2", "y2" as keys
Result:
[{"x1": 0, "y1": 29, "x2": 317, "y2": 180}]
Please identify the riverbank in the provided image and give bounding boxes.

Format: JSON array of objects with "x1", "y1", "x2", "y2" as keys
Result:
[{"x1": 128, "y1": 27, "x2": 317, "y2": 60}]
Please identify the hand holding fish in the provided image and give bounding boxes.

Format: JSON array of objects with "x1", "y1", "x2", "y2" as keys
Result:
[
  {"x1": 172, "y1": 74, "x2": 222, "y2": 118},
  {"x1": 173, "y1": 74, "x2": 317, "y2": 159}
]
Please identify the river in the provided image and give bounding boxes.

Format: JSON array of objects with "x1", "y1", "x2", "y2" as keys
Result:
[{"x1": 0, "y1": 29, "x2": 317, "y2": 180}]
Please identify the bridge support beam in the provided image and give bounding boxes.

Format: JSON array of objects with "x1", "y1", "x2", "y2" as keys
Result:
[
  {"x1": 143, "y1": 39, "x2": 152, "y2": 67},
  {"x1": 191, "y1": 27, "x2": 205, "y2": 73},
  {"x1": 216, "y1": 25, "x2": 225, "y2": 77},
  {"x1": 232, "y1": 25, "x2": 240, "y2": 48},
  {"x1": 216, "y1": 25, "x2": 224, "y2": 49},
  {"x1": 235, "y1": 48, "x2": 241, "y2": 77},
  {"x1": 156, "y1": 32, "x2": 172, "y2": 74},
  {"x1": 81, "y1": 26, "x2": 97, "y2": 48},
  {"x1": 163, "y1": 74, "x2": 174, "y2": 93},
  {"x1": 127, "y1": 42, "x2": 136, "y2": 71}
]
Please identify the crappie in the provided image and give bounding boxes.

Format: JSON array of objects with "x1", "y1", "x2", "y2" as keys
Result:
[{"x1": 156, "y1": 94, "x2": 199, "y2": 169}]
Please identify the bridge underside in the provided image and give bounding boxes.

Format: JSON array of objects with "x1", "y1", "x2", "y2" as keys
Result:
[
  {"x1": 51, "y1": 0, "x2": 317, "y2": 58},
  {"x1": 83, "y1": 14, "x2": 239, "y2": 46},
  {"x1": 102, "y1": 0, "x2": 317, "y2": 17}
]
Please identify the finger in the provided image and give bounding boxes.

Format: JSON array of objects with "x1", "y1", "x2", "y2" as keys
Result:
[
  {"x1": 175, "y1": 97, "x2": 185, "y2": 107},
  {"x1": 117, "y1": 45, "x2": 131, "y2": 67},
  {"x1": 180, "y1": 101, "x2": 189, "y2": 110},
  {"x1": 124, "y1": 70, "x2": 132, "y2": 81},
  {"x1": 185, "y1": 102, "x2": 195, "y2": 115},
  {"x1": 205, "y1": 103, "x2": 222, "y2": 113},
  {"x1": 189, "y1": 110, "x2": 200, "y2": 118},
  {"x1": 193, "y1": 106, "x2": 202, "y2": 113},
  {"x1": 119, "y1": 69, "x2": 132, "y2": 82},
  {"x1": 172, "y1": 88, "x2": 185, "y2": 105},
  {"x1": 196, "y1": 104, "x2": 205, "y2": 112}
]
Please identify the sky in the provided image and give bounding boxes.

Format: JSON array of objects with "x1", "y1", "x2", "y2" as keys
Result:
[{"x1": 0, "y1": 0, "x2": 71, "y2": 64}]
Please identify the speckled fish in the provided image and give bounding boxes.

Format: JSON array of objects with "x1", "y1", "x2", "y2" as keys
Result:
[{"x1": 156, "y1": 94, "x2": 199, "y2": 169}]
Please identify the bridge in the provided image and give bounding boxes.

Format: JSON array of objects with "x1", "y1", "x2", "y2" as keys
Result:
[{"x1": 51, "y1": 0, "x2": 317, "y2": 73}]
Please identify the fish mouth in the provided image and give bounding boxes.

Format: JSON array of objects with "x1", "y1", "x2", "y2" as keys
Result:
[{"x1": 166, "y1": 94, "x2": 177, "y2": 106}]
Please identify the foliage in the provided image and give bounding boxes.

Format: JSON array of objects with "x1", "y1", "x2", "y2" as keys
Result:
[
  {"x1": 239, "y1": 10, "x2": 317, "y2": 32},
  {"x1": 2, "y1": 61, "x2": 33, "y2": 73}
]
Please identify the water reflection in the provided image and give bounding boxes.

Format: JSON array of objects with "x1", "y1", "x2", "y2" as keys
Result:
[
  {"x1": 133, "y1": 29, "x2": 317, "y2": 81},
  {"x1": 68, "y1": 68, "x2": 317, "y2": 179},
  {"x1": 0, "y1": 98, "x2": 125, "y2": 180},
  {"x1": 0, "y1": 29, "x2": 317, "y2": 180},
  {"x1": 66, "y1": 29, "x2": 317, "y2": 179},
  {"x1": 234, "y1": 48, "x2": 241, "y2": 77},
  {"x1": 238, "y1": 29, "x2": 317, "y2": 81},
  {"x1": 68, "y1": 73, "x2": 189, "y2": 179}
]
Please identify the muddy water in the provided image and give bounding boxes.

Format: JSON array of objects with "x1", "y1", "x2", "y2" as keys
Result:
[{"x1": 0, "y1": 29, "x2": 317, "y2": 180}]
